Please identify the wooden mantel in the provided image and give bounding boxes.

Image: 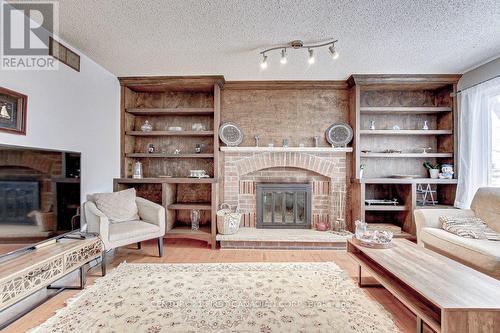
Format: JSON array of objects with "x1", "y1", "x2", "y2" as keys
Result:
[{"x1": 220, "y1": 147, "x2": 353, "y2": 153}]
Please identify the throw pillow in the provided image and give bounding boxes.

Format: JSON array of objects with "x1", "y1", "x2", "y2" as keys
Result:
[
  {"x1": 440, "y1": 216, "x2": 500, "y2": 241},
  {"x1": 93, "y1": 188, "x2": 139, "y2": 222}
]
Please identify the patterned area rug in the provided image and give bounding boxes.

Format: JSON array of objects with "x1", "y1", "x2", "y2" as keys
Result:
[{"x1": 32, "y1": 262, "x2": 401, "y2": 333}]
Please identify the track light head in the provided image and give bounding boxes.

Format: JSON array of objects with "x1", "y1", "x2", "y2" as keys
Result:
[
  {"x1": 308, "y1": 49, "x2": 315, "y2": 64},
  {"x1": 280, "y1": 49, "x2": 287, "y2": 64},
  {"x1": 328, "y1": 44, "x2": 339, "y2": 60},
  {"x1": 260, "y1": 54, "x2": 268, "y2": 69}
]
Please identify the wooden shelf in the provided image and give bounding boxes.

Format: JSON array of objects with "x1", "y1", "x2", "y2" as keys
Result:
[
  {"x1": 126, "y1": 107, "x2": 214, "y2": 116},
  {"x1": 354, "y1": 178, "x2": 458, "y2": 184},
  {"x1": 167, "y1": 203, "x2": 212, "y2": 210},
  {"x1": 126, "y1": 131, "x2": 214, "y2": 137},
  {"x1": 125, "y1": 153, "x2": 214, "y2": 158},
  {"x1": 361, "y1": 153, "x2": 453, "y2": 158},
  {"x1": 360, "y1": 106, "x2": 452, "y2": 114},
  {"x1": 164, "y1": 226, "x2": 211, "y2": 242},
  {"x1": 416, "y1": 204, "x2": 456, "y2": 210},
  {"x1": 114, "y1": 177, "x2": 217, "y2": 184},
  {"x1": 360, "y1": 130, "x2": 452, "y2": 135},
  {"x1": 364, "y1": 205, "x2": 408, "y2": 211}
]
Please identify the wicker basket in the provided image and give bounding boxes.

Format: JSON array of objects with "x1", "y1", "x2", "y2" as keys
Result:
[{"x1": 216, "y1": 203, "x2": 241, "y2": 235}]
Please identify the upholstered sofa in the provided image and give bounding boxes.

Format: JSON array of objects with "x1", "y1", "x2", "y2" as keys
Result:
[{"x1": 414, "y1": 187, "x2": 500, "y2": 279}]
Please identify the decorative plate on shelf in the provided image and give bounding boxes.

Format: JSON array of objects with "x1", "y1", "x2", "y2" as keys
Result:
[
  {"x1": 219, "y1": 122, "x2": 243, "y2": 146},
  {"x1": 325, "y1": 122, "x2": 353, "y2": 147}
]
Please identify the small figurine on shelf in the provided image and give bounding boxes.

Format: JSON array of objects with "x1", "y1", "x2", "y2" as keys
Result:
[
  {"x1": 147, "y1": 143, "x2": 155, "y2": 153},
  {"x1": 422, "y1": 120, "x2": 429, "y2": 130},
  {"x1": 392, "y1": 125, "x2": 400, "y2": 130},
  {"x1": 283, "y1": 138, "x2": 289, "y2": 148},
  {"x1": 132, "y1": 161, "x2": 143, "y2": 179},
  {"x1": 141, "y1": 120, "x2": 153, "y2": 132},
  {"x1": 369, "y1": 120, "x2": 376, "y2": 130},
  {"x1": 314, "y1": 136, "x2": 320, "y2": 147},
  {"x1": 439, "y1": 164, "x2": 454, "y2": 179},
  {"x1": 173, "y1": 148, "x2": 181, "y2": 155},
  {"x1": 192, "y1": 123, "x2": 205, "y2": 131},
  {"x1": 195, "y1": 143, "x2": 203, "y2": 153}
]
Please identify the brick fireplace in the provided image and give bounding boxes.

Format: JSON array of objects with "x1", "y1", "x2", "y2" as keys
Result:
[{"x1": 220, "y1": 147, "x2": 351, "y2": 229}]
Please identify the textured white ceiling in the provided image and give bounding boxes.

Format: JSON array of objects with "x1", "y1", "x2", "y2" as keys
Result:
[{"x1": 57, "y1": 0, "x2": 500, "y2": 80}]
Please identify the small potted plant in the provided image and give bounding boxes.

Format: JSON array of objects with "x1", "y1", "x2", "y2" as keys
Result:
[{"x1": 423, "y1": 162, "x2": 440, "y2": 179}]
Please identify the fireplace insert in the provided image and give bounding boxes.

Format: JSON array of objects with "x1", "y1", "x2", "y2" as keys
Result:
[
  {"x1": 0, "y1": 144, "x2": 81, "y2": 257},
  {"x1": 256, "y1": 183, "x2": 311, "y2": 228}
]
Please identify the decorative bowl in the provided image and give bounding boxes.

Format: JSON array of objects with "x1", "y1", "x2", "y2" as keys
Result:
[{"x1": 189, "y1": 170, "x2": 207, "y2": 178}]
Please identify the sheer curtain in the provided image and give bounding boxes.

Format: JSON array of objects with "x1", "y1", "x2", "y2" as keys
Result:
[{"x1": 455, "y1": 76, "x2": 500, "y2": 208}]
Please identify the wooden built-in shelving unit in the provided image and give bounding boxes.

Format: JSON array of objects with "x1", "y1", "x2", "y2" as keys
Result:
[
  {"x1": 349, "y1": 74, "x2": 461, "y2": 238},
  {"x1": 114, "y1": 76, "x2": 224, "y2": 249}
]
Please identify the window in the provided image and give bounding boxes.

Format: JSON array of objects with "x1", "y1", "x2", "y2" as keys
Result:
[{"x1": 490, "y1": 95, "x2": 500, "y2": 186}]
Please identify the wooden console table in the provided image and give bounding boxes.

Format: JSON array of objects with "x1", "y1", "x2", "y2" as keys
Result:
[
  {"x1": 347, "y1": 238, "x2": 500, "y2": 333},
  {"x1": 0, "y1": 237, "x2": 102, "y2": 316}
]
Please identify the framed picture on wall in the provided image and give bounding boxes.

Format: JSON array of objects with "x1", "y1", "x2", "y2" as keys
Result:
[{"x1": 0, "y1": 87, "x2": 27, "y2": 135}]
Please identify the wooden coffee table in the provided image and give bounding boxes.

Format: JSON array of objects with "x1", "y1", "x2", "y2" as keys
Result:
[{"x1": 347, "y1": 238, "x2": 500, "y2": 333}]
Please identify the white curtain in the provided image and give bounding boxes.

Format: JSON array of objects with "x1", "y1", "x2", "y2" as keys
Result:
[{"x1": 455, "y1": 76, "x2": 500, "y2": 208}]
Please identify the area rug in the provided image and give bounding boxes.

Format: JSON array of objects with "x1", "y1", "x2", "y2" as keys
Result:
[{"x1": 32, "y1": 262, "x2": 401, "y2": 333}]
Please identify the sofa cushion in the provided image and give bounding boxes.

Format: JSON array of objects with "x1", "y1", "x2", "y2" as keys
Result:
[
  {"x1": 92, "y1": 188, "x2": 139, "y2": 223},
  {"x1": 109, "y1": 220, "x2": 160, "y2": 242},
  {"x1": 421, "y1": 227, "x2": 500, "y2": 277},
  {"x1": 440, "y1": 216, "x2": 500, "y2": 240},
  {"x1": 471, "y1": 187, "x2": 500, "y2": 232}
]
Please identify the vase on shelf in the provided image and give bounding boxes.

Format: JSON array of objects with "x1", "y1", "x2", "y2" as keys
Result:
[
  {"x1": 132, "y1": 161, "x2": 143, "y2": 179},
  {"x1": 190, "y1": 209, "x2": 200, "y2": 231},
  {"x1": 422, "y1": 121, "x2": 429, "y2": 130}
]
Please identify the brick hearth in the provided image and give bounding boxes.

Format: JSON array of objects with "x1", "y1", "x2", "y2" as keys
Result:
[{"x1": 220, "y1": 147, "x2": 351, "y2": 229}]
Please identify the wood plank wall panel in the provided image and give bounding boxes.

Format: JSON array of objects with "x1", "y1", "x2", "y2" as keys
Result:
[
  {"x1": 220, "y1": 89, "x2": 350, "y2": 147},
  {"x1": 134, "y1": 92, "x2": 214, "y2": 108}
]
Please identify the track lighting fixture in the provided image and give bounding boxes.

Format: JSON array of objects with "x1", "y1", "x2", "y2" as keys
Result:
[
  {"x1": 328, "y1": 43, "x2": 339, "y2": 59},
  {"x1": 308, "y1": 49, "x2": 315, "y2": 64},
  {"x1": 280, "y1": 49, "x2": 287, "y2": 64},
  {"x1": 259, "y1": 39, "x2": 338, "y2": 69},
  {"x1": 260, "y1": 54, "x2": 268, "y2": 69}
]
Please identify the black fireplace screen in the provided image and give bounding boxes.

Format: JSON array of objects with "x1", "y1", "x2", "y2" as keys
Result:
[{"x1": 256, "y1": 183, "x2": 311, "y2": 229}]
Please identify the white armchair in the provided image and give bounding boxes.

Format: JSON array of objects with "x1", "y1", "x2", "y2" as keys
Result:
[{"x1": 84, "y1": 195, "x2": 165, "y2": 276}]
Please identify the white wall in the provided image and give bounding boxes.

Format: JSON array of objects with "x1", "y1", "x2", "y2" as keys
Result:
[
  {"x1": 0, "y1": 51, "x2": 120, "y2": 199},
  {"x1": 459, "y1": 56, "x2": 500, "y2": 91}
]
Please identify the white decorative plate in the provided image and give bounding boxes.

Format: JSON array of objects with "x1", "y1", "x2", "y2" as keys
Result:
[
  {"x1": 219, "y1": 122, "x2": 243, "y2": 146},
  {"x1": 326, "y1": 122, "x2": 353, "y2": 147}
]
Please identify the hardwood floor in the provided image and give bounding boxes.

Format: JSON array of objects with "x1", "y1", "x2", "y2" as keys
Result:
[{"x1": 4, "y1": 239, "x2": 430, "y2": 333}]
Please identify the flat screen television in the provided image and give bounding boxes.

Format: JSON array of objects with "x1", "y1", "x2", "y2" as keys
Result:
[{"x1": 0, "y1": 144, "x2": 81, "y2": 258}]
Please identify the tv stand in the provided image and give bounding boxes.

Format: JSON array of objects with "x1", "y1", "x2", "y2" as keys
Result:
[{"x1": 0, "y1": 237, "x2": 102, "y2": 328}]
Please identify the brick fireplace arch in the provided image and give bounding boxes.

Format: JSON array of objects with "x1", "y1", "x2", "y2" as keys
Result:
[
  {"x1": 221, "y1": 150, "x2": 348, "y2": 228},
  {"x1": 233, "y1": 152, "x2": 343, "y2": 178}
]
